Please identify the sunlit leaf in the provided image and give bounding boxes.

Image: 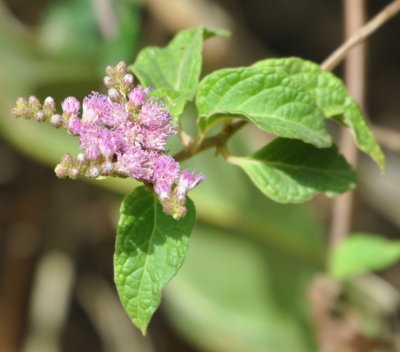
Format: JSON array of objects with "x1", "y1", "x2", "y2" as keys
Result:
[
  {"x1": 254, "y1": 57, "x2": 385, "y2": 169},
  {"x1": 196, "y1": 66, "x2": 332, "y2": 147},
  {"x1": 131, "y1": 26, "x2": 228, "y2": 122},
  {"x1": 114, "y1": 186, "x2": 196, "y2": 334}
]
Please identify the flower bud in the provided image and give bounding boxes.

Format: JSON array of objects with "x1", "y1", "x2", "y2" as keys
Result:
[
  {"x1": 62, "y1": 96, "x2": 80, "y2": 116},
  {"x1": 76, "y1": 153, "x2": 86, "y2": 164},
  {"x1": 50, "y1": 114, "x2": 63, "y2": 128},
  {"x1": 35, "y1": 110, "x2": 47, "y2": 122},
  {"x1": 16, "y1": 97, "x2": 27, "y2": 107},
  {"x1": 103, "y1": 76, "x2": 114, "y2": 88},
  {"x1": 101, "y1": 161, "x2": 114, "y2": 175},
  {"x1": 55, "y1": 164, "x2": 68, "y2": 178},
  {"x1": 172, "y1": 205, "x2": 187, "y2": 220},
  {"x1": 122, "y1": 74, "x2": 134, "y2": 89},
  {"x1": 43, "y1": 97, "x2": 56, "y2": 112},
  {"x1": 87, "y1": 166, "x2": 100, "y2": 179},
  {"x1": 21, "y1": 109, "x2": 32, "y2": 119},
  {"x1": 108, "y1": 88, "x2": 120, "y2": 102},
  {"x1": 61, "y1": 153, "x2": 73, "y2": 166},
  {"x1": 11, "y1": 98, "x2": 30, "y2": 118},
  {"x1": 28, "y1": 96, "x2": 41, "y2": 110},
  {"x1": 69, "y1": 167, "x2": 80, "y2": 180},
  {"x1": 116, "y1": 61, "x2": 127, "y2": 75},
  {"x1": 128, "y1": 87, "x2": 149, "y2": 107}
]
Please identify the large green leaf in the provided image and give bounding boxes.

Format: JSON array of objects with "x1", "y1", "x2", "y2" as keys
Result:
[
  {"x1": 229, "y1": 138, "x2": 356, "y2": 203},
  {"x1": 196, "y1": 66, "x2": 332, "y2": 148},
  {"x1": 130, "y1": 26, "x2": 228, "y2": 121},
  {"x1": 114, "y1": 186, "x2": 196, "y2": 334},
  {"x1": 330, "y1": 233, "x2": 400, "y2": 280},
  {"x1": 253, "y1": 57, "x2": 385, "y2": 169}
]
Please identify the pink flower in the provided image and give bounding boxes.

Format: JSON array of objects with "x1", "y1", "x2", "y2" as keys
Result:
[
  {"x1": 138, "y1": 99, "x2": 173, "y2": 129},
  {"x1": 176, "y1": 169, "x2": 206, "y2": 200},
  {"x1": 153, "y1": 155, "x2": 180, "y2": 200},
  {"x1": 62, "y1": 96, "x2": 81, "y2": 116},
  {"x1": 13, "y1": 61, "x2": 206, "y2": 218},
  {"x1": 82, "y1": 92, "x2": 112, "y2": 125},
  {"x1": 128, "y1": 87, "x2": 151, "y2": 107}
]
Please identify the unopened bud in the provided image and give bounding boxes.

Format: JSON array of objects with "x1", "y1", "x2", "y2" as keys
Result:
[
  {"x1": 122, "y1": 74, "x2": 134, "y2": 88},
  {"x1": 108, "y1": 88, "x2": 120, "y2": 102},
  {"x1": 76, "y1": 153, "x2": 86, "y2": 164},
  {"x1": 69, "y1": 167, "x2": 80, "y2": 180},
  {"x1": 103, "y1": 76, "x2": 114, "y2": 88},
  {"x1": 35, "y1": 110, "x2": 47, "y2": 122},
  {"x1": 55, "y1": 164, "x2": 68, "y2": 178},
  {"x1": 50, "y1": 114, "x2": 63, "y2": 128},
  {"x1": 61, "y1": 153, "x2": 73, "y2": 166},
  {"x1": 101, "y1": 161, "x2": 114, "y2": 175},
  {"x1": 172, "y1": 206, "x2": 187, "y2": 220},
  {"x1": 116, "y1": 61, "x2": 127, "y2": 75},
  {"x1": 28, "y1": 96, "x2": 41, "y2": 110},
  {"x1": 43, "y1": 97, "x2": 56, "y2": 112},
  {"x1": 16, "y1": 97, "x2": 27, "y2": 106},
  {"x1": 21, "y1": 109, "x2": 32, "y2": 119},
  {"x1": 87, "y1": 166, "x2": 100, "y2": 179}
]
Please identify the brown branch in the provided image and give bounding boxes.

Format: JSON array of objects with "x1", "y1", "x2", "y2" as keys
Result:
[
  {"x1": 321, "y1": 0, "x2": 400, "y2": 71},
  {"x1": 173, "y1": 120, "x2": 248, "y2": 162},
  {"x1": 329, "y1": 0, "x2": 366, "y2": 251}
]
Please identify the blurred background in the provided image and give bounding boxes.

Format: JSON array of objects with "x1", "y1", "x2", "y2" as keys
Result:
[{"x1": 1, "y1": 0, "x2": 400, "y2": 351}]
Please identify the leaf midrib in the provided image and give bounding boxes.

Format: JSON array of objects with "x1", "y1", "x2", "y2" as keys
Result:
[{"x1": 136, "y1": 195, "x2": 158, "y2": 326}]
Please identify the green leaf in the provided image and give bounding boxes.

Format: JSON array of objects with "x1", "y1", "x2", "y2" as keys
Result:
[
  {"x1": 114, "y1": 186, "x2": 196, "y2": 334},
  {"x1": 229, "y1": 138, "x2": 356, "y2": 203},
  {"x1": 196, "y1": 66, "x2": 332, "y2": 148},
  {"x1": 130, "y1": 26, "x2": 228, "y2": 122},
  {"x1": 330, "y1": 233, "x2": 400, "y2": 280},
  {"x1": 253, "y1": 57, "x2": 385, "y2": 169}
]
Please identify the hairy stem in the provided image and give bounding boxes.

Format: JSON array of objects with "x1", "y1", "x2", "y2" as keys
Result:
[{"x1": 173, "y1": 120, "x2": 247, "y2": 162}]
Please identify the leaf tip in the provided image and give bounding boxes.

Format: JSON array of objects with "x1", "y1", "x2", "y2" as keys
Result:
[
  {"x1": 203, "y1": 27, "x2": 231, "y2": 39},
  {"x1": 140, "y1": 326, "x2": 148, "y2": 336}
]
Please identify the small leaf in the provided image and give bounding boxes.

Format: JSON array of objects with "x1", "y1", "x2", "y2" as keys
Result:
[
  {"x1": 114, "y1": 186, "x2": 196, "y2": 334},
  {"x1": 330, "y1": 233, "x2": 400, "y2": 280},
  {"x1": 196, "y1": 66, "x2": 332, "y2": 148},
  {"x1": 229, "y1": 138, "x2": 356, "y2": 203},
  {"x1": 253, "y1": 57, "x2": 385, "y2": 169},
  {"x1": 130, "y1": 26, "x2": 228, "y2": 122}
]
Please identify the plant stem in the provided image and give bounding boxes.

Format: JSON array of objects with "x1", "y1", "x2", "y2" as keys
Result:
[
  {"x1": 329, "y1": 0, "x2": 366, "y2": 251},
  {"x1": 173, "y1": 120, "x2": 247, "y2": 162},
  {"x1": 321, "y1": 0, "x2": 400, "y2": 71}
]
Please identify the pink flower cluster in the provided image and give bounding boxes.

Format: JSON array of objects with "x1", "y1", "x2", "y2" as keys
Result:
[{"x1": 11, "y1": 61, "x2": 204, "y2": 219}]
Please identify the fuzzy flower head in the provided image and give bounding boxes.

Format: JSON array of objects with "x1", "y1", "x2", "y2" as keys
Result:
[
  {"x1": 128, "y1": 87, "x2": 151, "y2": 108},
  {"x1": 176, "y1": 169, "x2": 206, "y2": 201},
  {"x1": 82, "y1": 92, "x2": 112, "y2": 125},
  {"x1": 62, "y1": 97, "x2": 80, "y2": 117},
  {"x1": 11, "y1": 61, "x2": 205, "y2": 219}
]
